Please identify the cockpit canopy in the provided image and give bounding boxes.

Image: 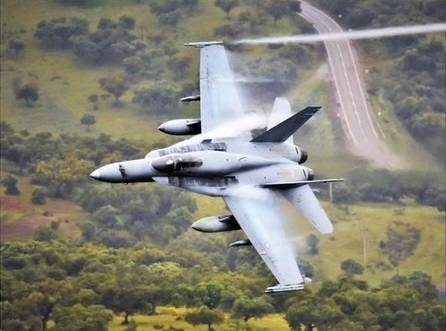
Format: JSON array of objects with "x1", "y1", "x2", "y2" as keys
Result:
[{"x1": 151, "y1": 154, "x2": 203, "y2": 172}]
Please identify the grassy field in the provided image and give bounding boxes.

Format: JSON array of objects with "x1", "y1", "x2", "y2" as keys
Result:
[
  {"x1": 0, "y1": 175, "x2": 88, "y2": 241},
  {"x1": 0, "y1": 0, "x2": 300, "y2": 141},
  {"x1": 109, "y1": 307, "x2": 289, "y2": 331}
]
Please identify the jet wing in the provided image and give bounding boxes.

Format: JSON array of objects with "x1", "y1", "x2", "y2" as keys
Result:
[
  {"x1": 282, "y1": 184, "x2": 334, "y2": 235},
  {"x1": 225, "y1": 187, "x2": 306, "y2": 292},
  {"x1": 199, "y1": 45, "x2": 245, "y2": 133}
]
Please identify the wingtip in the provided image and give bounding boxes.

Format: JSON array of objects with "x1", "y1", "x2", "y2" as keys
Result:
[{"x1": 184, "y1": 40, "x2": 225, "y2": 48}]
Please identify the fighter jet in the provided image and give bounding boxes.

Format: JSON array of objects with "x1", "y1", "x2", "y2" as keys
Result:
[{"x1": 90, "y1": 41, "x2": 343, "y2": 293}]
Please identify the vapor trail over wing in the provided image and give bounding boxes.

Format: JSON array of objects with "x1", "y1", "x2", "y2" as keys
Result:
[
  {"x1": 231, "y1": 23, "x2": 446, "y2": 45},
  {"x1": 199, "y1": 45, "x2": 245, "y2": 133},
  {"x1": 225, "y1": 187, "x2": 305, "y2": 288}
]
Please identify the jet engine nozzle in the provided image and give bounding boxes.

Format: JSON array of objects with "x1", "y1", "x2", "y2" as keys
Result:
[
  {"x1": 295, "y1": 145, "x2": 308, "y2": 164},
  {"x1": 191, "y1": 215, "x2": 241, "y2": 233},
  {"x1": 300, "y1": 149, "x2": 308, "y2": 164},
  {"x1": 302, "y1": 166, "x2": 314, "y2": 180}
]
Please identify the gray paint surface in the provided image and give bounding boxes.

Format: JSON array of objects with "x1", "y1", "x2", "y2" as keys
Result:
[{"x1": 90, "y1": 44, "x2": 340, "y2": 292}]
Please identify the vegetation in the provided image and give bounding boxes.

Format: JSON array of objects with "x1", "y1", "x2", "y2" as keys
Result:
[
  {"x1": 306, "y1": 234, "x2": 320, "y2": 255},
  {"x1": 185, "y1": 306, "x2": 224, "y2": 330},
  {"x1": 14, "y1": 82, "x2": 39, "y2": 107},
  {"x1": 80, "y1": 113, "x2": 96, "y2": 131},
  {"x1": 313, "y1": 0, "x2": 446, "y2": 163},
  {"x1": 285, "y1": 273, "x2": 443, "y2": 331},
  {"x1": 2, "y1": 175, "x2": 20, "y2": 195},
  {"x1": 340, "y1": 258, "x2": 364, "y2": 276}
]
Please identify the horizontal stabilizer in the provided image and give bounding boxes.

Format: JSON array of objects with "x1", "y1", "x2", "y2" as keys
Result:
[
  {"x1": 251, "y1": 106, "x2": 321, "y2": 143},
  {"x1": 262, "y1": 178, "x2": 344, "y2": 188},
  {"x1": 184, "y1": 40, "x2": 224, "y2": 48}
]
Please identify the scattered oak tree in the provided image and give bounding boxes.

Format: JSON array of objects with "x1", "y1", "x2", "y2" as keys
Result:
[
  {"x1": 340, "y1": 258, "x2": 364, "y2": 276},
  {"x1": 185, "y1": 306, "x2": 224, "y2": 331},
  {"x1": 53, "y1": 304, "x2": 113, "y2": 331},
  {"x1": 15, "y1": 82, "x2": 39, "y2": 107},
  {"x1": 232, "y1": 296, "x2": 273, "y2": 322},
  {"x1": 215, "y1": 0, "x2": 240, "y2": 18},
  {"x1": 99, "y1": 76, "x2": 129, "y2": 106},
  {"x1": 2, "y1": 175, "x2": 20, "y2": 195},
  {"x1": 8, "y1": 38, "x2": 26, "y2": 56},
  {"x1": 80, "y1": 113, "x2": 96, "y2": 131},
  {"x1": 266, "y1": 0, "x2": 289, "y2": 24},
  {"x1": 379, "y1": 221, "x2": 421, "y2": 272},
  {"x1": 32, "y1": 187, "x2": 47, "y2": 205},
  {"x1": 34, "y1": 225, "x2": 58, "y2": 242},
  {"x1": 306, "y1": 234, "x2": 320, "y2": 255},
  {"x1": 88, "y1": 94, "x2": 99, "y2": 110}
]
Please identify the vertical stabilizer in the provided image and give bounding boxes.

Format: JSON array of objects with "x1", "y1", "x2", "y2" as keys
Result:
[{"x1": 268, "y1": 98, "x2": 293, "y2": 144}]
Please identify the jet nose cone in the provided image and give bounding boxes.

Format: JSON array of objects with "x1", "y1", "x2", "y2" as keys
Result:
[
  {"x1": 158, "y1": 123, "x2": 167, "y2": 133},
  {"x1": 89, "y1": 169, "x2": 101, "y2": 180}
]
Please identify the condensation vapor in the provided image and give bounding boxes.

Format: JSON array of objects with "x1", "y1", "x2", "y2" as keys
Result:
[{"x1": 232, "y1": 23, "x2": 446, "y2": 45}]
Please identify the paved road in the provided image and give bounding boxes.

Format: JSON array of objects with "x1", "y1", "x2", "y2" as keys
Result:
[{"x1": 299, "y1": 1, "x2": 400, "y2": 168}]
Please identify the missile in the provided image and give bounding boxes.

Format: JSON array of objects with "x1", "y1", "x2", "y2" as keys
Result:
[
  {"x1": 191, "y1": 215, "x2": 240, "y2": 233},
  {"x1": 228, "y1": 239, "x2": 251, "y2": 247},
  {"x1": 180, "y1": 95, "x2": 200, "y2": 103}
]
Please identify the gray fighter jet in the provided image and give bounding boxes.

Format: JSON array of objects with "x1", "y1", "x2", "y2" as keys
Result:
[{"x1": 90, "y1": 41, "x2": 343, "y2": 293}]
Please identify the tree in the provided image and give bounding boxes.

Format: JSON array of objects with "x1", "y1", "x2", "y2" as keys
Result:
[
  {"x1": 99, "y1": 76, "x2": 129, "y2": 105},
  {"x1": 340, "y1": 258, "x2": 364, "y2": 276},
  {"x1": 119, "y1": 15, "x2": 136, "y2": 30},
  {"x1": 123, "y1": 56, "x2": 145, "y2": 74},
  {"x1": 266, "y1": 0, "x2": 289, "y2": 24},
  {"x1": 88, "y1": 94, "x2": 99, "y2": 110},
  {"x1": 104, "y1": 287, "x2": 150, "y2": 324},
  {"x1": 8, "y1": 38, "x2": 26, "y2": 56},
  {"x1": 32, "y1": 187, "x2": 47, "y2": 204},
  {"x1": 34, "y1": 225, "x2": 58, "y2": 242},
  {"x1": 286, "y1": 299, "x2": 318, "y2": 331},
  {"x1": 194, "y1": 281, "x2": 224, "y2": 309},
  {"x1": 34, "y1": 17, "x2": 89, "y2": 48},
  {"x1": 159, "y1": 11, "x2": 182, "y2": 27},
  {"x1": 80, "y1": 113, "x2": 96, "y2": 131},
  {"x1": 15, "y1": 83, "x2": 39, "y2": 106},
  {"x1": 132, "y1": 86, "x2": 178, "y2": 113},
  {"x1": 379, "y1": 222, "x2": 421, "y2": 271},
  {"x1": 185, "y1": 306, "x2": 224, "y2": 331},
  {"x1": 232, "y1": 297, "x2": 273, "y2": 322},
  {"x1": 167, "y1": 56, "x2": 191, "y2": 80},
  {"x1": 53, "y1": 304, "x2": 113, "y2": 331},
  {"x1": 72, "y1": 35, "x2": 102, "y2": 64},
  {"x1": 25, "y1": 279, "x2": 73, "y2": 331},
  {"x1": 35, "y1": 157, "x2": 93, "y2": 198},
  {"x1": 306, "y1": 234, "x2": 320, "y2": 255},
  {"x1": 2, "y1": 175, "x2": 20, "y2": 195},
  {"x1": 215, "y1": 0, "x2": 240, "y2": 18}
]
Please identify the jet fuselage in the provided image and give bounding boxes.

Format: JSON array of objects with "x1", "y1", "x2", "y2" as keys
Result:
[{"x1": 90, "y1": 137, "x2": 312, "y2": 197}]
